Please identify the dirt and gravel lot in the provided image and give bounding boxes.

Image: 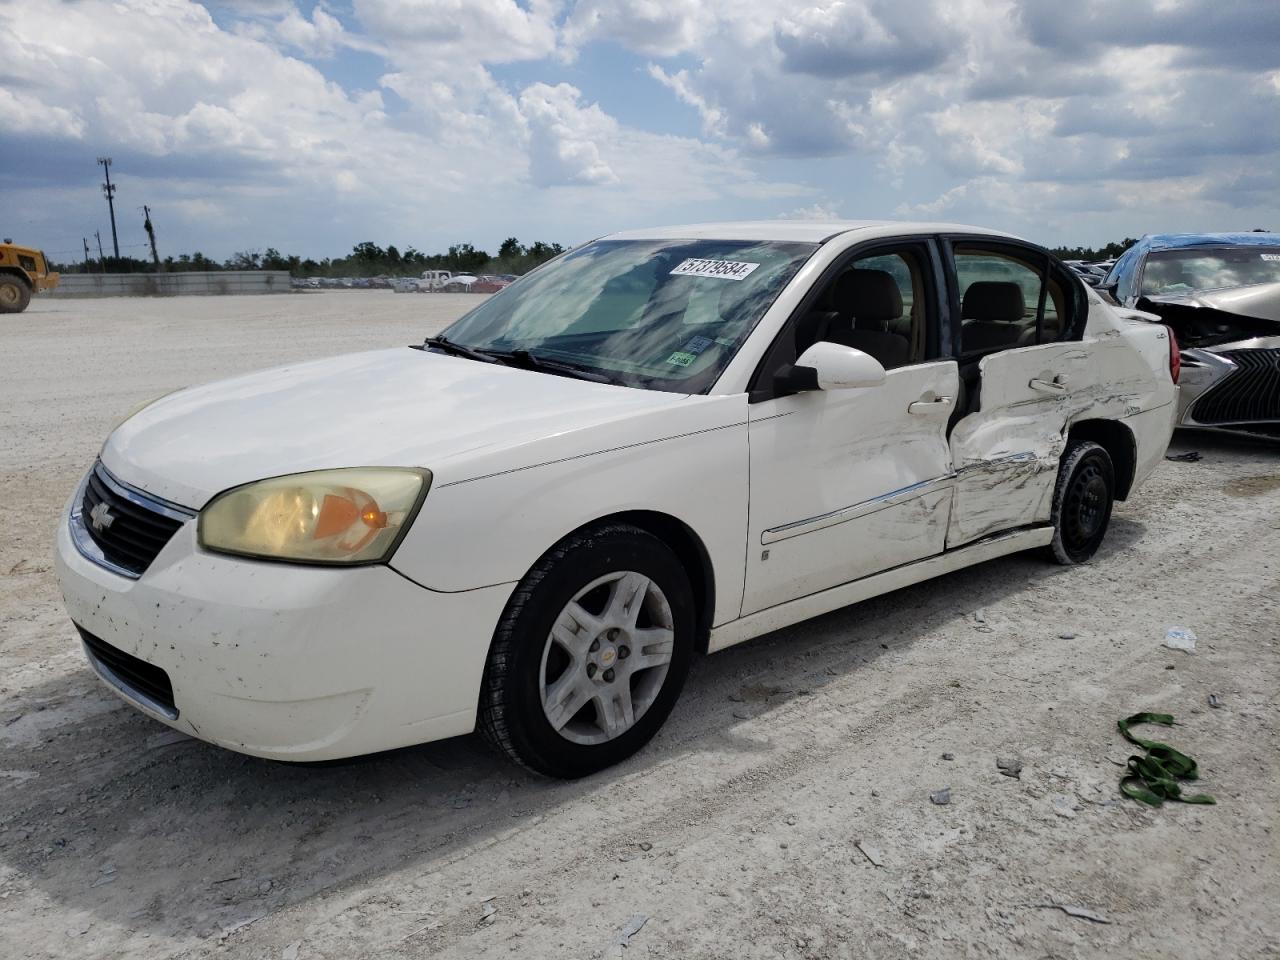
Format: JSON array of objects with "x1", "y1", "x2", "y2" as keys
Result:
[{"x1": 1, "y1": 290, "x2": 1277, "y2": 960}]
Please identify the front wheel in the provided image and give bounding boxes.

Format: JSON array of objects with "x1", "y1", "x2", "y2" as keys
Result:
[
  {"x1": 1047, "y1": 440, "x2": 1115, "y2": 565},
  {"x1": 478, "y1": 523, "x2": 695, "y2": 778},
  {"x1": 0, "y1": 277, "x2": 31, "y2": 313}
]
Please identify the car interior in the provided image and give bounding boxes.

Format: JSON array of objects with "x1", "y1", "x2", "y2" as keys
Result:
[
  {"x1": 757, "y1": 242, "x2": 1081, "y2": 425},
  {"x1": 795, "y1": 251, "x2": 926, "y2": 370},
  {"x1": 954, "y1": 247, "x2": 1066, "y2": 354}
]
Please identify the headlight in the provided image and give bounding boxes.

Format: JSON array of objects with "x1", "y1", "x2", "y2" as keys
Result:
[{"x1": 198, "y1": 468, "x2": 430, "y2": 565}]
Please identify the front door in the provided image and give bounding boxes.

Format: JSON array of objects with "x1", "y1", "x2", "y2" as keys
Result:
[{"x1": 742, "y1": 242, "x2": 956, "y2": 616}]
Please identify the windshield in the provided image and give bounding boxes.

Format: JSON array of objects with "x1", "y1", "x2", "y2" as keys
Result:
[
  {"x1": 1141, "y1": 248, "x2": 1280, "y2": 296},
  {"x1": 437, "y1": 238, "x2": 817, "y2": 392}
]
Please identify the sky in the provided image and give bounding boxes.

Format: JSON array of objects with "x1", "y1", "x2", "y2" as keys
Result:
[{"x1": 2, "y1": 0, "x2": 1278, "y2": 264}]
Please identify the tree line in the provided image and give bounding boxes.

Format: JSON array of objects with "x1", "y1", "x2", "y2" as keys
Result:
[
  {"x1": 1047, "y1": 239, "x2": 1139, "y2": 262},
  {"x1": 62, "y1": 231, "x2": 1271, "y2": 277},
  {"x1": 1048, "y1": 228, "x2": 1269, "y2": 262},
  {"x1": 52, "y1": 237, "x2": 567, "y2": 278}
]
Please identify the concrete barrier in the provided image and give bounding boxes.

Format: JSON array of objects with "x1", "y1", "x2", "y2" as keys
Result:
[{"x1": 45, "y1": 271, "x2": 291, "y2": 298}]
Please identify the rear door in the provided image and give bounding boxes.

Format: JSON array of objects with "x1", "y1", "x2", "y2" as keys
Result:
[{"x1": 944, "y1": 239, "x2": 1095, "y2": 547}]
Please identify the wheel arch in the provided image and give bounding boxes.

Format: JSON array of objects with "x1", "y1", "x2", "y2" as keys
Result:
[
  {"x1": 0, "y1": 267, "x2": 33, "y2": 289},
  {"x1": 1066, "y1": 418, "x2": 1137, "y2": 501},
  {"x1": 552, "y1": 510, "x2": 717, "y2": 654}
]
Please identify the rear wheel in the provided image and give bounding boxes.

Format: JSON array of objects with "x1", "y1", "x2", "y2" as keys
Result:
[
  {"x1": 478, "y1": 523, "x2": 694, "y2": 778},
  {"x1": 0, "y1": 276, "x2": 31, "y2": 313},
  {"x1": 1047, "y1": 440, "x2": 1115, "y2": 565}
]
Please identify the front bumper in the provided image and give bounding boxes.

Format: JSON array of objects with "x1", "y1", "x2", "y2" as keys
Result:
[
  {"x1": 1177, "y1": 339, "x2": 1280, "y2": 436},
  {"x1": 54, "y1": 498, "x2": 514, "y2": 761}
]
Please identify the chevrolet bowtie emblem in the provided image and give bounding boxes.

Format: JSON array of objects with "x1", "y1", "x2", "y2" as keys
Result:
[{"x1": 89, "y1": 501, "x2": 115, "y2": 532}]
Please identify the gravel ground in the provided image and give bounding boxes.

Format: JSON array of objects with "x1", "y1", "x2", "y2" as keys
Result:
[{"x1": 1, "y1": 291, "x2": 1277, "y2": 960}]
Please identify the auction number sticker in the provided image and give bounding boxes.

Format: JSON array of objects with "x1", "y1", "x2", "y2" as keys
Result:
[
  {"x1": 1261, "y1": 253, "x2": 1280, "y2": 262},
  {"x1": 671, "y1": 258, "x2": 761, "y2": 281}
]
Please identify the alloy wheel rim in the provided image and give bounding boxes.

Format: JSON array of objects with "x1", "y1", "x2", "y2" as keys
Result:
[{"x1": 539, "y1": 570, "x2": 675, "y2": 745}]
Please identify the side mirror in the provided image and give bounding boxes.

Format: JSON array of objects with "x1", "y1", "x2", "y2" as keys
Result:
[{"x1": 778, "y1": 341, "x2": 887, "y2": 393}]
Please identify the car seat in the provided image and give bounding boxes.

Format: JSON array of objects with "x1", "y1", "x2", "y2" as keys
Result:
[
  {"x1": 822, "y1": 269, "x2": 911, "y2": 369},
  {"x1": 960, "y1": 281, "x2": 1026, "y2": 352}
]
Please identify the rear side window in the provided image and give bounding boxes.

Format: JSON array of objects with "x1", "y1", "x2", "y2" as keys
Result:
[{"x1": 953, "y1": 244, "x2": 1076, "y2": 355}]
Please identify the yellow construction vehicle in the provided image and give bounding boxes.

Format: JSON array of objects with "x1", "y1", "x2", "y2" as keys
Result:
[{"x1": 0, "y1": 239, "x2": 60, "y2": 313}]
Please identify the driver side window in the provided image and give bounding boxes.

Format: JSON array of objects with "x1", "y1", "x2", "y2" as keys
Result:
[{"x1": 795, "y1": 247, "x2": 932, "y2": 371}]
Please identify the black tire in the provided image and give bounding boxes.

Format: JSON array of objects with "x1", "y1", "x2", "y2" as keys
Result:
[
  {"x1": 1047, "y1": 440, "x2": 1115, "y2": 565},
  {"x1": 0, "y1": 276, "x2": 31, "y2": 314},
  {"x1": 478, "y1": 523, "x2": 695, "y2": 778}
]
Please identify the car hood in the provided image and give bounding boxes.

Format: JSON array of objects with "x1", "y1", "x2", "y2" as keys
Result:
[
  {"x1": 1144, "y1": 280, "x2": 1280, "y2": 323},
  {"x1": 1137, "y1": 281, "x2": 1280, "y2": 348},
  {"x1": 101, "y1": 347, "x2": 693, "y2": 508}
]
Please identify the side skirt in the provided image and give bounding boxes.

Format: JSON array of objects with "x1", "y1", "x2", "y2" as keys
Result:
[{"x1": 707, "y1": 526, "x2": 1053, "y2": 653}]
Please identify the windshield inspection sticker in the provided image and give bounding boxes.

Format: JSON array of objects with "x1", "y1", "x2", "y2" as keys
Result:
[
  {"x1": 683, "y1": 335, "x2": 714, "y2": 353},
  {"x1": 666, "y1": 351, "x2": 698, "y2": 367},
  {"x1": 671, "y1": 258, "x2": 761, "y2": 281}
]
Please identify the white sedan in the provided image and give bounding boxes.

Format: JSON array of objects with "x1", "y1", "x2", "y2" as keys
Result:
[{"x1": 55, "y1": 220, "x2": 1178, "y2": 777}]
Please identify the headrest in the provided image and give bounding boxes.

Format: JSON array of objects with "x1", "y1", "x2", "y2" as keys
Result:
[
  {"x1": 962, "y1": 281, "x2": 1025, "y2": 323},
  {"x1": 829, "y1": 269, "x2": 903, "y2": 321}
]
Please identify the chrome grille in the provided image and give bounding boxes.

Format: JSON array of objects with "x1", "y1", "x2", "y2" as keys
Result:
[
  {"x1": 1191, "y1": 349, "x2": 1280, "y2": 425},
  {"x1": 71, "y1": 462, "x2": 193, "y2": 577}
]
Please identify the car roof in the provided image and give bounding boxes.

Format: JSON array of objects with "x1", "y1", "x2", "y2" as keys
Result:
[
  {"x1": 1141, "y1": 232, "x2": 1280, "y2": 252},
  {"x1": 602, "y1": 219, "x2": 1020, "y2": 244}
]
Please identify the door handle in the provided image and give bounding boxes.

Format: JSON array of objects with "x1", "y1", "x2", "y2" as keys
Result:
[
  {"x1": 908, "y1": 396, "x2": 954, "y2": 415},
  {"x1": 1029, "y1": 375, "x2": 1069, "y2": 393}
]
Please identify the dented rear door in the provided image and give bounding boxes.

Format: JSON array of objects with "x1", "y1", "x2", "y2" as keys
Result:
[{"x1": 946, "y1": 341, "x2": 1096, "y2": 547}]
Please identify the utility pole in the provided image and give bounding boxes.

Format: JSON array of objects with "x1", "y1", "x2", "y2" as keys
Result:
[
  {"x1": 143, "y1": 205, "x2": 161, "y2": 270},
  {"x1": 97, "y1": 157, "x2": 120, "y2": 262},
  {"x1": 94, "y1": 230, "x2": 105, "y2": 272},
  {"x1": 83, "y1": 237, "x2": 91, "y2": 273}
]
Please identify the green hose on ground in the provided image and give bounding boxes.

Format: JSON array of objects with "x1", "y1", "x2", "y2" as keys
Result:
[{"x1": 1117, "y1": 712, "x2": 1216, "y2": 806}]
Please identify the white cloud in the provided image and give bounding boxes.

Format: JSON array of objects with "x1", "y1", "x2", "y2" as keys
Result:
[
  {"x1": 1, "y1": 0, "x2": 816, "y2": 257},
  {"x1": 563, "y1": 0, "x2": 706, "y2": 57},
  {"x1": 519, "y1": 82, "x2": 618, "y2": 187},
  {"x1": 773, "y1": 1, "x2": 952, "y2": 79},
  {"x1": 647, "y1": 65, "x2": 726, "y2": 139},
  {"x1": 0, "y1": 88, "x2": 85, "y2": 139},
  {"x1": 274, "y1": 5, "x2": 350, "y2": 58},
  {"x1": 622, "y1": 0, "x2": 1280, "y2": 235},
  {"x1": 781, "y1": 201, "x2": 842, "y2": 221},
  {"x1": 354, "y1": 0, "x2": 558, "y2": 64},
  {"x1": 4, "y1": 0, "x2": 1277, "y2": 258}
]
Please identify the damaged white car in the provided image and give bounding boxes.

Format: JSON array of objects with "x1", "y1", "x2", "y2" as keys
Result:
[{"x1": 55, "y1": 221, "x2": 1178, "y2": 777}]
